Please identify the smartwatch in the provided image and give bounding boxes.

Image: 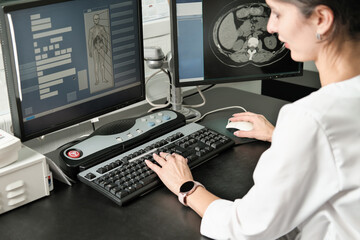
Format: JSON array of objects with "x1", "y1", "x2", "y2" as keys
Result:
[{"x1": 178, "y1": 181, "x2": 204, "y2": 206}]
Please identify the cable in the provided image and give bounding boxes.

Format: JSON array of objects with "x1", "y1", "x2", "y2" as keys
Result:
[
  {"x1": 56, "y1": 134, "x2": 89, "y2": 150},
  {"x1": 145, "y1": 68, "x2": 171, "y2": 112},
  {"x1": 194, "y1": 106, "x2": 247, "y2": 123},
  {"x1": 183, "y1": 86, "x2": 206, "y2": 108},
  {"x1": 183, "y1": 84, "x2": 215, "y2": 99}
]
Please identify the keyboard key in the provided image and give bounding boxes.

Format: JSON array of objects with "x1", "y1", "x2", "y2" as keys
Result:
[
  {"x1": 116, "y1": 190, "x2": 129, "y2": 198},
  {"x1": 126, "y1": 186, "x2": 136, "y2": 194},
  {"x1": 85, "y1": 173, "x2": 96, "y2": 180},
  {"x1": 187, "y1": 154, "x2": 198, "y2": 162},
  {"x1": 111, "y1": 186, "x2": 123, "y2": 195},
  {"x1": 140, "y1": 174, "x2": 157, "y2": 186}
]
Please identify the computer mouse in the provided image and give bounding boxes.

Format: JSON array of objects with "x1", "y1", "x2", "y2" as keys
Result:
[{"x1": 226, "y1": 121, "x2": 254, "y2": 132}]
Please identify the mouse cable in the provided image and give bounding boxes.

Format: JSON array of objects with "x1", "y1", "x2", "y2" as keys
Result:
[{"x1": 194, "y1": 106, "x2": 248, "y2": 123}]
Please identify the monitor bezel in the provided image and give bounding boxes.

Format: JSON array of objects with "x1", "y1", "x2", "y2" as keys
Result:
[
  {"x1": 0, "y1": 0, "x2": 146, "y2": 142},
  {"x1": 169, "y1": 0, "x2": 303, "y2": 88}
]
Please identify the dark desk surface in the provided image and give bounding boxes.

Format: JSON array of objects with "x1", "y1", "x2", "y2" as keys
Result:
[{"x1": 0, "y1": 87, "x2": 289, "y2": 240}]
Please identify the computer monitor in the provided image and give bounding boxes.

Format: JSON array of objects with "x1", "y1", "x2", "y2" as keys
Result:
[
  {"x1": 0, "y1": 0, "x2": 145, "y2": 142},
  {"x1": 170, "y1": 0, "x2": 303, "y2": 87}
]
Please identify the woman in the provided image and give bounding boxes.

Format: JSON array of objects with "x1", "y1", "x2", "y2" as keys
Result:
[{"x1": 145, "y1": 0, "x2": 360, "y2": 239}]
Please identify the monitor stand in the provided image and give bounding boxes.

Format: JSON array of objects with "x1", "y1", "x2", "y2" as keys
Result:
[
  {"x1": 169, "y1": 83, "x2": 201, "y2": 123},
  {"x1": 145, "y1": 48, "x2": 202, "y2": 123}
]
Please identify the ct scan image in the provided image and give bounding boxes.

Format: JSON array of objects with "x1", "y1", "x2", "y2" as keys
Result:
[{"x1": 203, "y1": 0, "x2": 292, "y2": 79}]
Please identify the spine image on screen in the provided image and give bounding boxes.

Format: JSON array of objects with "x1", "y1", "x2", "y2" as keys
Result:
[
  {"x1": 207, "y1": 1, "x2": 287, "y2": 68},
  {"x1": 84, "y1": 9, "x2": 114, "y2": 93}
]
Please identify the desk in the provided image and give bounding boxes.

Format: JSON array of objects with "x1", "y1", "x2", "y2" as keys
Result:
[{"x1": 0, "y1": 87, "x2": 289, "y2": 240}]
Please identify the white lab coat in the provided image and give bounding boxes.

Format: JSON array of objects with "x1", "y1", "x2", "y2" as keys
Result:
[{"x1": 200, "y1": 75, "x2": 360, "y2": 240}]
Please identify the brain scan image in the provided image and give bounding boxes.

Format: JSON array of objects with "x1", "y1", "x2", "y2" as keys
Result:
[{"x1": 209, "y1": 2, "x2": 287, "y2": 68}]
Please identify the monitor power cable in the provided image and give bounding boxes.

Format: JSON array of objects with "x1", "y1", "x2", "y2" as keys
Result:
[
  {"x1": 183, "y1": 86, "x2": 206, "y2": 108},
  {"x1": 145, "y1": 68, "x2": 171, "y2": 112}
]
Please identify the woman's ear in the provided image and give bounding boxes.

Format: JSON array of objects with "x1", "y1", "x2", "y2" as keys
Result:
[{"x1": 312, "y1": 5, "x2": 334, "y2": 37}]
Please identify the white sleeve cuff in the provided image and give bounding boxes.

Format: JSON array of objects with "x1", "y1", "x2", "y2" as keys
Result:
[{"x1": 200, "y1": 199, "x2": 237, "y2": 240}]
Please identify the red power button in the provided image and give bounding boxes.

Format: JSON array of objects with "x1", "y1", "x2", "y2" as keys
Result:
[{"x1": 67, "y1": 149, "x2": 82, "y2": 158}]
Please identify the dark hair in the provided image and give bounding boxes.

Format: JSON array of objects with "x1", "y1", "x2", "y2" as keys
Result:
[{"x1": 281, "y1": 0, "x2": 360, "y2": 41}]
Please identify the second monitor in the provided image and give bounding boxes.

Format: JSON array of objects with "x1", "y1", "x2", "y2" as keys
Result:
[{"x1": 170, "y1": 0, "x2": 303, "y2": 87}]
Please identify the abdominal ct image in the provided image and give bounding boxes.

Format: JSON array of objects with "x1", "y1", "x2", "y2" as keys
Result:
[{"x1": 205, "y1": 0, "x2": 288, "y2": 71}]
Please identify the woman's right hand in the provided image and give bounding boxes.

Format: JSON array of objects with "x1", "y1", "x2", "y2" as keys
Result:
[{"x1": 229, "y1": 112, "x2": 275, "y2": 142}]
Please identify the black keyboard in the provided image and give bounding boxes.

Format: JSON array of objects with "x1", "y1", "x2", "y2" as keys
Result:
[{"x1": 77, "y1": 123, "x2": 234, "y2": 206}]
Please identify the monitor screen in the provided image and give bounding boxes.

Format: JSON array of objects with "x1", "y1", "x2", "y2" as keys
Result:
[
  {"x1": 170, "y1": 0, "x2": 303, "y2": 87},
  {"x1": 0, "y1": 0, "x2": 145, "y2": 141}
]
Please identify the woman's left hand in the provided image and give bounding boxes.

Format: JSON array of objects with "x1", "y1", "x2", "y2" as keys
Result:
[{"x1": 145, "y1": 152, "x2": 193, "y2": 195}]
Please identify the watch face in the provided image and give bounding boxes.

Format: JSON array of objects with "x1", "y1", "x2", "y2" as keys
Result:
[{"x1": 180, "y1": 181, "x2": 195, "y2": 192}]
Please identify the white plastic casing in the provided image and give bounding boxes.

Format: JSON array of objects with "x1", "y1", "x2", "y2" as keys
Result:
[
  {"x1": 0, "y1": 129, "x2": 21, "y2": 168},
  {"x1": 0, "y1": 145, "x2": 50, "y2": 214}
]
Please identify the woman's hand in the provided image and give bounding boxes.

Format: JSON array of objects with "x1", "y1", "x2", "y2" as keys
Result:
[
  {"x1": 229, "y1": 112, "x2": 275, "y2": 142},
  {"x1": 145, "y1": 152, "x2": 193, "y2": 195}
]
